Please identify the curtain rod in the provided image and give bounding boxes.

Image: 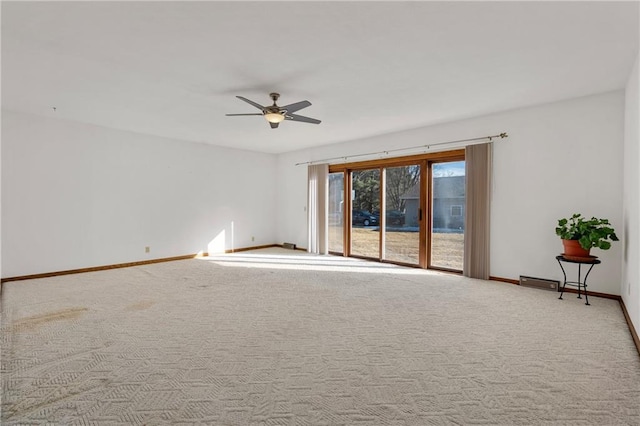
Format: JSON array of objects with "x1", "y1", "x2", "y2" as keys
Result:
[{"x1": 295, "y1": 132, "x2": 508, "y2": 166}]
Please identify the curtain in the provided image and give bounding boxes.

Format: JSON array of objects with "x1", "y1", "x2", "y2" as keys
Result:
[
  {"x1": 463, "y1": 143, "x2": 492, "y2": 279},
  {"x1": 308, "y1": 164, "x2": 329, "y2": 254}
]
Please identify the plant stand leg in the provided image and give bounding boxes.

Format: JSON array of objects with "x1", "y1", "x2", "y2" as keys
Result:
[
  {"x1": 576, "y1": 264, "x2": 582, "y2": 299},
  {"x1": 582, "y1": 264, "x2": 596, "y2": 306},
  {"x1": 557, "y1": 258, "x2": 567, "y2": 300}
]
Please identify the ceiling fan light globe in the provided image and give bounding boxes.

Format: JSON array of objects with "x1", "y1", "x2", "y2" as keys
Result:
[{"x1": 264, "y1": 112, "x2": 285, "y2": 123}]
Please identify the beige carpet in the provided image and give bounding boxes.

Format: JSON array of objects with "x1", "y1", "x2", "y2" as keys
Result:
[{"x1": 1, "y1": 247, "x2": 639, "y2": 425}]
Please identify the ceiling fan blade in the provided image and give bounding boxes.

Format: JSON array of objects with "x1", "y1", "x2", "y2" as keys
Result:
[
  {"x1": 226, "y1": 113, "x2": 263, "y2": 116},
  {"x1": 280, "y1": 100, "x2": 311, "y2": 114},
  {"x1": 285, "y1": 113, "x2": 321, "y2": 124},
  {"x1": 269, "y1": 122, "x2": 279, "y2": 129},
  {"x1": 236, "y1": 96, "x2": 266, "y2": 111}
]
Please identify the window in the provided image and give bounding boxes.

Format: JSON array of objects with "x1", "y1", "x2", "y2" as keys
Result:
[{"x1": 451, "y1": 205, "x2": 463, "y2": 217}]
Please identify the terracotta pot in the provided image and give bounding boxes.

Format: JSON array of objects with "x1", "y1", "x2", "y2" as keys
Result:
[{"x1": 562, "y1": 239, "x2": 591, "y2": 257}]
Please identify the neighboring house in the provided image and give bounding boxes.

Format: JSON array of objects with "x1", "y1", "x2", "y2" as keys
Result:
[
  {"x1": 401, "y1": 176, "x2": 465, "y2": 230},
  {"x1": 400, "y1": 183, "x2": 420, "y2": 227}
]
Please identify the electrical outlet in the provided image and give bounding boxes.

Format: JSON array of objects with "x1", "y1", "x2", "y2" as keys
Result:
[
  {"x1": 145, "y1": 246, "x2": 150, "y2": 253},
  {"x1": 251, "y1": 236, "x2": 255, "y2": 242}
]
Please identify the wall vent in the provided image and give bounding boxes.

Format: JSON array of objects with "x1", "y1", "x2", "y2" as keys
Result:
[
  {"x1": 282, "y1": 242, "x2": 297, "y2": 250},
  {"x1": 519, "y1": 275, "x2": 559, "y2": 292}
]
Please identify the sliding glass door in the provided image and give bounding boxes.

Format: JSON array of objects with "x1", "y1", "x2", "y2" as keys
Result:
[
  {"x1": 329, "y1": 149, "x2": 465, "y2": 272},
  {"x1": 430, "y1": 161, "x2": 465, "y2": 270},
  {"x1": 350, "y1": 169, "x2": 380, "y2": 258},
  {"x1": 328, "y1": 172, "x2": 345, "y2": 253},
  {"x1": 382, "y1": 165, "x2": 420, "y2": 264}
]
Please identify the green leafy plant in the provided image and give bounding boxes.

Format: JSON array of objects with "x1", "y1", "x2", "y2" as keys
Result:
[{"x1": 555, "y1": 213, "x2": 619, "y2": 250}]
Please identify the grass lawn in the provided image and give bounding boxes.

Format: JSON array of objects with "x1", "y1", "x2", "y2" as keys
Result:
[{"x1": 329, "y1": 226, "x2": 463, "y2": 269}]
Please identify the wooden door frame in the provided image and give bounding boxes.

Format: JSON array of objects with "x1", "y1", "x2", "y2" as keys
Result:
[{"x1": 328, "y1": 149, "x2": 465, "y2": 269}]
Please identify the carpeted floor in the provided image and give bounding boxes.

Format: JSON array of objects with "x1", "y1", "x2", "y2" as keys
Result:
[{"x1": 1, "y1": 248, "x2": 639, "y2": 425}]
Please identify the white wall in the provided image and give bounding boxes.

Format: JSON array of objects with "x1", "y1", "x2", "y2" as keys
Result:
[
  {"x1": 3, "y1": 91, "x2": 629, "y2": 298},
  {"x1": 277, "y1": 91, "x2": 625, "y2": 295},
  {"x1": 2, "y1": 110, "x2": 277, "y2": 278},
  {"x1": 623, "y1": 50, "x2": 640, "y2": 331},
  {"x1": 0, "y1": 107, "x2": 2, "y2": 283}
]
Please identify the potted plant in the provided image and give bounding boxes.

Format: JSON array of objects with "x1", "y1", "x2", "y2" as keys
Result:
[{"x1": 555, "y1": 213, "x2": 619, "y2": 258}]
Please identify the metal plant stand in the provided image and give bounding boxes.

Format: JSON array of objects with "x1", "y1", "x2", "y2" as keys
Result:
[{"x1": 556, "y1": 255, "x2": 601, "y2": 306}]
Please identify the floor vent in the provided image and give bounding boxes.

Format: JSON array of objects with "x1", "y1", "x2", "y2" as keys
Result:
[
  {"x1": 282, "y1": 242, "x2": 297, "y2": 250},
  {"x1": 519, "y1": 275, "x2": 559, "y2": 291}
]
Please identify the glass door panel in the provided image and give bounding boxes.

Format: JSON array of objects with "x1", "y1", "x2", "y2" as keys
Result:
[
  {"x1": 383, "y1": 165, "x2": 420, "y2": 264},
  {"x1": 430, "y1": 161, "x2": 465, "y2": 270},
  {"x1": 328, "y1": 172, "x2": 345, "y2": 253},
  {"x1": 350, "y1": 169, "x2": 380, "y2": 258}
]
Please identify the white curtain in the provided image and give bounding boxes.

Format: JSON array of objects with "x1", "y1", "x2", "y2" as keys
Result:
[
  {"x1": 463, "y1": 143, "x2": 492, "y2": 279},
  {"x1": 308, "y1": 164, "x2": 329, "y2": 254}
]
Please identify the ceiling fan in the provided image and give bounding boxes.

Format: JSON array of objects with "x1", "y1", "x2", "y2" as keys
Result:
[{"x1": 226, "y1": 93, "x2": 321, "y2": 129}]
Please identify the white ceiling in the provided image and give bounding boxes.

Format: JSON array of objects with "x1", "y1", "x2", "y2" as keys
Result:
[{"x1": 2, "y1": 1, "x2": 639, "y2": 154}]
